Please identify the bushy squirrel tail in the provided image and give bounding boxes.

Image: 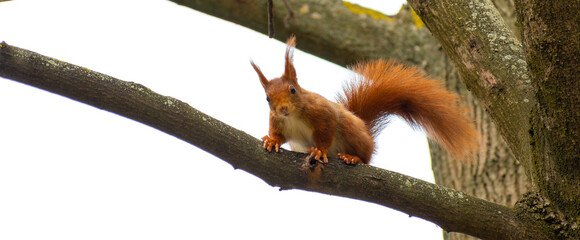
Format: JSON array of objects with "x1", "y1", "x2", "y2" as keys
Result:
[{"x1": 337, "y1": 59, "x2": 479, "y2": 159}]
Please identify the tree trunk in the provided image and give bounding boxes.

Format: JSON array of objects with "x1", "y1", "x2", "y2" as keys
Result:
[
  {"x1": 431, "y1": 1, "x2": 531, "y2": 239},
  {"x1": 515, "y1": 0, "x2": 580, "y2": 221}
]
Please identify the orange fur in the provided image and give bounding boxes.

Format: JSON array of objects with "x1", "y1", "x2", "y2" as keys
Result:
[
  {"x1": 252, "y1": 36, "x2": 478, "y2": 164},
  {"x1": 338, "y1": 59, "x2": 479, "y2": 160}
]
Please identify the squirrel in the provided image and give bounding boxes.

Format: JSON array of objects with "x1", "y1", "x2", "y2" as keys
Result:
[{"x1": 250, "y1": 36, "x2": 478, "y2": 164}]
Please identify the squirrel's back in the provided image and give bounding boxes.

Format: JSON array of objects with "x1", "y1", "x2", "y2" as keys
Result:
[{"x1": 338, "y1": 59, "x2": 479, "y2": 160}]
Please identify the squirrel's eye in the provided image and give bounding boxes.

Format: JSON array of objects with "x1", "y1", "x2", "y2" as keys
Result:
[
  {"x1": 266, "y1": 96, "x2": 270, "y2": 102},
  {"x1": 290, "y1": 86, "x2": 296, "y2": 94}
]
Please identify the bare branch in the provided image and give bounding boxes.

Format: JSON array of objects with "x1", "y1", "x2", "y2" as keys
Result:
[
  {"x1": 0, "y1": 42, "x2": 553, "y2": 239},
  {"x1": 267, "y1": 0, "x2": 274, "y2": 38}
]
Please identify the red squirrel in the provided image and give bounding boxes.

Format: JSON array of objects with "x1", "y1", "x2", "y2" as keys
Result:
[{"x1": 251, "y1": 36, "x2": 478, "y2": 164}]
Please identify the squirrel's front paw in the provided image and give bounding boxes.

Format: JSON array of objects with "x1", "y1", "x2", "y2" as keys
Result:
[
  {"x1": 261, "y1": 135, "x2": 282, "y2": 152},
  {"x1": 307, "y1": 147, "x2": 329, "y2": 163}
]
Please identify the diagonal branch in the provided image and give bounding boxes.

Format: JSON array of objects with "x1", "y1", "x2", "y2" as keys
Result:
[{"x1": 0, "y1": 42, "x2": 553, "y2": 239}]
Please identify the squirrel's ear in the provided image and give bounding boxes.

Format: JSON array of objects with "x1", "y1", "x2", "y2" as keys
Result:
[
  {"x1": 250, "y1": 60, "x2": 269, "y2": 89},
  {"x1": 282, "y1": 35, "x2": 297, "y2": 84}
]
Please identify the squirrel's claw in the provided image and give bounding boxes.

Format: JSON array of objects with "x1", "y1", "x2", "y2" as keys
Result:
[
  {"x1": 307, "y1": 147, "x2": 328, "y2": 163},
  {"x1": 262, "y1": 135, "x2": 281, "y2": 152}
]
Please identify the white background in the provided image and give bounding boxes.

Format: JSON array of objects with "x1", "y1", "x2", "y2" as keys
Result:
[{"x1": 0, "y1": 0, "x2": 443, "y2": 239}]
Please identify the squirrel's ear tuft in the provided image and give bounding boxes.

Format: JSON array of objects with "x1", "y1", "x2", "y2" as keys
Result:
[
  {"x1": 282, "y1": 35, "x2": 297, "y2": 83},
  {"x1": 250, "y1": 60, "x2": 269, "y2": 89},
  {"x1": 286, "y1": 35, "x2": 296, "y2": 49}
]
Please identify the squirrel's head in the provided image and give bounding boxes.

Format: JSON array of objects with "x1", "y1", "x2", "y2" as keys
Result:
[{"x1": 251, "y1": 36, "x2": 303, "y2": 117}]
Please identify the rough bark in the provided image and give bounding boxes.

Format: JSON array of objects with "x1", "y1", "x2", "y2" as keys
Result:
[
  {"x1": 0, "y1": 42, "x2": 554, "y2": 239},
  {"x1": 515, "y1": 0, "x2": 580, "y2": 222}
]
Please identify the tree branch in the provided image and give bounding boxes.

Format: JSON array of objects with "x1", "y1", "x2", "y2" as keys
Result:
[
  {"x1": 0, "y1": 42, "x2": 554, "y2": 239},
  {"x1": 168, "y1": 0, "x2": 441, "y2": 68},
  {"x1": 405, "y1": 0, "x2": 579, "y2": 226}
]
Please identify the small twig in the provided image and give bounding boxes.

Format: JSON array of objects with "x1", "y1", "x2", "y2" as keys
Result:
[
  {"x1": 267, "y1": 0, "x2": 275, "y2": 38},
  {"x1": 267, "y1": 0, "x2": 295, "y2": 37}
]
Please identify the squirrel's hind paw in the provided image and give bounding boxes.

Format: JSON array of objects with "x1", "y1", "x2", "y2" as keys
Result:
[{"x1": 338, "y1": 153, "x2": 363, "y2": 165}]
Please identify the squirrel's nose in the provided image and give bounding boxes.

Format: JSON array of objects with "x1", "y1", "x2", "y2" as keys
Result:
[{"x1": 278, "y1": 106, "x2": 289, "y2": 116}]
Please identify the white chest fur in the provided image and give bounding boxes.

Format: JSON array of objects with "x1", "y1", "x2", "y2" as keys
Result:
[
  {"x1": 282, "y1": 115, "x2": 315, "y2": 153},
  {"x1": 281, "y1": 115, "x2": 344, "y2": 156}
]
